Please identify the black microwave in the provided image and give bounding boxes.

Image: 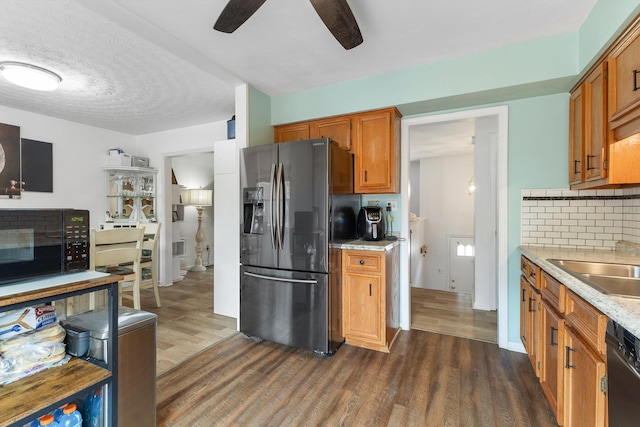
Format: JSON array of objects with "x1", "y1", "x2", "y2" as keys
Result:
[{"x1": 0, "y1": 209, "x2": 90, "y2": 285}]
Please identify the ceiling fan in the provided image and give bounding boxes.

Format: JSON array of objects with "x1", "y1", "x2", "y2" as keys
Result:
[{"x1": 213, "y1": 0, "x2": 363, "y2": 50}]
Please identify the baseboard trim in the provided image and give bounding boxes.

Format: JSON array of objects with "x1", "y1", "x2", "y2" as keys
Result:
[{"x1": 507, "y1": 340, "x2": 526, "y2": 353}]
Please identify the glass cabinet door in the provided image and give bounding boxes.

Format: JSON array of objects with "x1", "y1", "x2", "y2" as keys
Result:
[{"x1": 105, "y1": 167, "x2": 157, "y2": 223}]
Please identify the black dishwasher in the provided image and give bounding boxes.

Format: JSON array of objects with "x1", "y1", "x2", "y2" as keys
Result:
[{"x1": 606, "y1": 319, "x2": 640, "y2": 426}]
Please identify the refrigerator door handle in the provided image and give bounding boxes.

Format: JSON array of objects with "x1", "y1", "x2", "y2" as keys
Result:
[
  {"x1": 269, "y1": 163, "x2": 277, "y2": 250},
  {"x1": 276, "y1": 162, "x2": 285, "y2": 250},
  {"x1": 243, "y1": 271, "x2": 318, "y2": 285}
]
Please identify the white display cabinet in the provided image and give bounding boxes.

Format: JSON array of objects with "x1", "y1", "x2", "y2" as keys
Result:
[{"x1": 104, "y1": 167, "x2": 158, "y2": 225}]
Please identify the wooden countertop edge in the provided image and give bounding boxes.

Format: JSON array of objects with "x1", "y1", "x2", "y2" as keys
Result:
[{"x1": 0, "y1": 274, "x2": 123, "y2": 308}]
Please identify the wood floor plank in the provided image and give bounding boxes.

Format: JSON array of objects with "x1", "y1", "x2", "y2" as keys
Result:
[
  {"x1": 411, "y1": 287, "x2": 498, "y2": 343},
  {"x1": 121, "y1": 266, "x2": 237, "y2": 375},
  {"x1": 156, "y1": 330, "x2": 558, "y2": 427}
]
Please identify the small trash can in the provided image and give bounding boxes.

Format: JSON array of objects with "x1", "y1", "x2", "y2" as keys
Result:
[{"x1": 62, "y1": 307, "x2": 157, "y2": 427}]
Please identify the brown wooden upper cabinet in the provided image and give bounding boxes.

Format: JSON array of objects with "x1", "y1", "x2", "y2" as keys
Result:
[
  {"x1": 274, "y1": 107, "x2": 402, "y2": 194},
  {"x1": 569, "y1": 13, "x2": 640, "y2": 189},
  {"x1": 569, "y1": 63, "x2": 608, "y2": 189},
  {"x1": 274, "y1": 122, "x2": 310, "y2": 143},
  {"x1": 274, "y1": 116, "x2": 353, "y2": 151},
  {"x1": 608, "y1": 20, "x2": 640, "y2": 139},
  {"x1": 310, "y1": 116, "x2": 353, "y2": 151},
  {"x1": 353, "y1": 108, "x2": 401, "y2": 194}
]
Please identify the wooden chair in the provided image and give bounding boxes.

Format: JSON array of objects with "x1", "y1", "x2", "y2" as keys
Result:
[
  {"x1": 90, "y1": 228, "x2": 144, "y2": 310},
  {"x1": 137, "y1": 222, "x2": 162, "y2": 308}
]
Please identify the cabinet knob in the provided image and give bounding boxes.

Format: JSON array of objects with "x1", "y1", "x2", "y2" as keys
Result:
[{"x1": 359, "y1": 259, "x2": 365, "y2": 265}]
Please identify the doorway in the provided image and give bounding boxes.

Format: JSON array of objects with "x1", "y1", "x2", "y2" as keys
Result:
[
  {"x1": 150, "y1": 150, "x2": 236, "y2": 375},
  {"x1": 400, "y1": 106, "x2": 508, "y2": 348}
]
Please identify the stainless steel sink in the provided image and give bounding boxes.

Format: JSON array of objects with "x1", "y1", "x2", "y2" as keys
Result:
[{"x1": 548, "y1": 259, "x2": 640, "y2": 298}]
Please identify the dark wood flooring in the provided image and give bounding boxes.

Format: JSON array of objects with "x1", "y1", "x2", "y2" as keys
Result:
[{"x1": 157, "y1": 329, "x2": 557, "y2": 426}]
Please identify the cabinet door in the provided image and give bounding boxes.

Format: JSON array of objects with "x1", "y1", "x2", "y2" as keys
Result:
[
  {"x1": 608, "y1": 23, "x2": 640, "y2": 122},
  {"x1": 583, "y1": 62, "x2": 608, "y2": 182},
  {"x1": 353, "y1": 109, "x2": 400, "y2": 193},
  {"x1": 569, "y1": 87, "x2": 584, "y2": 185},
  {"x1": 343, "y1": 272, "x2": 382, "y2": 344},
  {"x1": 540, "y1": 300, "x2": 564, "y2": 421},
  {"x1": 274, "y1": 123, "x2": 310, "y2": 143},
  {"x1": 563, "y1": 326, "x2": 607, "y2": 427},
  {"x1": 520, "y1": 275, "x2": 528, "y2": 349},
  {"x1": 310, "y1": 116, "x2": 352, "y2": 151},
  {"x1": 527, "y1": 284, "x2": 541, "y2": 376}
]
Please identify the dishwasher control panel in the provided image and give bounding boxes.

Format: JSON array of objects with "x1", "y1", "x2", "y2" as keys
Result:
[{"x1": 608, "y1": 320, "x2": 640, "y2": 371}]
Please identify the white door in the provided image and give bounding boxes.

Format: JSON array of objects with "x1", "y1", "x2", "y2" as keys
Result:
[{"x1": 448, "y1": 235, "x2": 474, "y2": 294}]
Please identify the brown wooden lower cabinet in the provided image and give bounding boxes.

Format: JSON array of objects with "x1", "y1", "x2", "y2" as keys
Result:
[
  {"x1": 563, "y1": 325, "x2": 607, "y2": 427},
  {"x1": 539, "y1": 299, "x2": 564, "y2": 421},
  {"x1": 342, "y1": 247, "x2": 400, "y2": 352},
  {"x1": 520, "y1": 256, "x2": 608, "y2": 427}
]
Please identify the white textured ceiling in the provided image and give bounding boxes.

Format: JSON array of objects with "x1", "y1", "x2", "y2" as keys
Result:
[{"x1": 0, "y1": 0, "x2": 597, "y2": 135}]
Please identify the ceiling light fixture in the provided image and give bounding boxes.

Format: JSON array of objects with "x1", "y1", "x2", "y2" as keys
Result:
[{"x1": 0, "y1": 61, "x2": 61, "y2": 91}]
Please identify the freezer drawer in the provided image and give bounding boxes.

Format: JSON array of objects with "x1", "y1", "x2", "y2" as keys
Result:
[{"x1": 241, "y1": 265, "x2": 338, "y2": 354}]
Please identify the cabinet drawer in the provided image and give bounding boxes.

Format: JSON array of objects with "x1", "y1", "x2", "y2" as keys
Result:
[
  {"x1": 344, "y1": 250, "x2": 382, "y2": 272},
  {"x1": 520, "y1": 256, "x2": 539, "y2": 287},
  {"x1": 564, "y1": 289, "x2": 607, "y2": 356},
  {"x1": 540, "y1": 271, "x2": 566, "y2": 313}
]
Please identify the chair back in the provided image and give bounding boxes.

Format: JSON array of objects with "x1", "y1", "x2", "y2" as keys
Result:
[
  {"x1": 138, "y1": 222, "x2": 161, "y2": 255},
  {"x1": 90, "y1": 228, "x2": 144, "y2": 271}
]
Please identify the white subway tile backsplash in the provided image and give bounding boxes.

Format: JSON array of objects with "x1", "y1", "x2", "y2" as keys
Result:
[
  {"x1": 520, "y1": 188, "x2": 640, "y2": 249},
  {"x1": 521, "y1": 188, "x2": 640, "y2": 250}
]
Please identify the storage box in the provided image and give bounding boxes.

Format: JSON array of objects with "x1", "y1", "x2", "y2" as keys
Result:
[
  {"x1": 108, "y1": 152, "x2": 132, "y2": 167},
  {"x1": 131, "y1": 156, "x2": 149, "y2": 168},
  {"x1": 64, "y1": 325, "x2": 90, "y2": 357}
]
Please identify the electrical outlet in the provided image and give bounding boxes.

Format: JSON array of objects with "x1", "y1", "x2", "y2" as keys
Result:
[
  {"x1": 437, "y1": 268, "x2": 444, "y2": 274},
  {"x1": 387, "y1": 201, "x2": 398, "y2": 212},
  {"x1": 368, "y1": 200, "x2": 380, "y2": 206}
]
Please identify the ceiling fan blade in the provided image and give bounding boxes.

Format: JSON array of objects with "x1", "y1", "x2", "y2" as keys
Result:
[
  {"x1": 213, "y1": 0, "x2": 267, "y2": 33},
  {"x1": 309, "y1": 0, "x2": 363, "y2": 50}
]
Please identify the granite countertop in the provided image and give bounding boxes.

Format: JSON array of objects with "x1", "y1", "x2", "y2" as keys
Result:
[
  {"x1": 331, "y1": 238, "x2": 401, "y2": 251},
  {"x1": 519, "y1": 245, "x2": 640, "y2": 337}
]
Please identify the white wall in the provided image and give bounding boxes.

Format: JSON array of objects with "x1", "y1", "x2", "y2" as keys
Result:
[
  {"x1": 409, "y1": 161, "x2": 420, "y2": 215},
  {"x1": 171, "y1": 154, "x2": 215, "y2": 269},
  {"x1": 134, "y1": 84, "x2": 248, "y2": 321},
  {"x1": 0, "y1": 105, "x2": 136, "y2": 228},
  {"x1": 473, "y1": 116, "x2": 498, "y2": 310},
  {"x1": 418, "y1": 153, "x2": 474, "y2": 290}
]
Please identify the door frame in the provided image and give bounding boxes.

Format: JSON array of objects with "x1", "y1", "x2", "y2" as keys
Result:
[{"x1": 400, "y1": 105, "x2": 509, "y2": 349}]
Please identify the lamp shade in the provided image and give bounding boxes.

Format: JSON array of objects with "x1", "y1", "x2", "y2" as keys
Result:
[{"x1": 182, "y1": 188, "x2": 213, "y2": 206}]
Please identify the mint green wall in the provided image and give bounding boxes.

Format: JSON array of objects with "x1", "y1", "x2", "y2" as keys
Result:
[
  {"x1": 506, "y1": 93, "x2": 569, "y2": 341},
  {"x1": 578, "y1": 0, "x2": 640, "y2": 72},
  {"x1": 272, "y1": 32, "x2": 578, "y2": 125},
  {"x1": 248, "y1": 85, "x2": 273, "y2": 147}
]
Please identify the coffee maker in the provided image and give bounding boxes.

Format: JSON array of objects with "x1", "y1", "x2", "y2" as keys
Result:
[{"x1": 357, "y1": 206, "x2": 386, "y2": 241}]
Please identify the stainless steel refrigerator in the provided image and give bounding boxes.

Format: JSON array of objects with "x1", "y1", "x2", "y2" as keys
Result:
[{"x1": 240, "y1": 138, "x2": 356, "y2": 355}]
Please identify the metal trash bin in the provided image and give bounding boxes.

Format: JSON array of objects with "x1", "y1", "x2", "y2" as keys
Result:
[{"x1": 62, "y1": 306, "x2": 157, "y2": 427}]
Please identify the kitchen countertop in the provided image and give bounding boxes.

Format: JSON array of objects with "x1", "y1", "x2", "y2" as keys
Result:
[
  {"x1": 331, "y1": 238, "x2": 401, "y2": 251},
  {"x1": 519, "y1": 245, "x2": 640, "y2": 338}
]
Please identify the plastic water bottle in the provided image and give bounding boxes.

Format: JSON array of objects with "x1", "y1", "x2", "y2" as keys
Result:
[
  {"x1": 58, "y1": 403, "x2": 82, "y2": 427},
  {"x1": 82, "y1": 389, "x2": 103, "y2": 427},
  {"x1": 38, "y1": 414, "x2": 59, "y2": 426},
  {"x1": 53, "y1": 404, "x2": 67, "y2": 422},
  {"x1": 82, "y1": 393, "x2": 93, "y2": 427},
  {"x1": 89, "y1": 389, "x2": 103, "y2": 427}
]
